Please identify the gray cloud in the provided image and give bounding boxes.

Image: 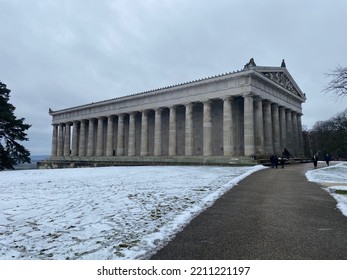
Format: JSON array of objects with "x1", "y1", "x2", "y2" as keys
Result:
[{"x1": 1, "y1": 0, "x2": 346, "y2": 155}]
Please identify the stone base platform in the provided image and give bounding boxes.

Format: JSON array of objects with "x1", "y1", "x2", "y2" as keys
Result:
[{"x1": 37, "y1": 156, "x2": 258, "y2": 169}]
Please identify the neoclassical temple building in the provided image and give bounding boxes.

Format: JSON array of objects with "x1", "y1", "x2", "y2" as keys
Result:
[{"x1": 45, "y1": 59, "x2": 306, "y2": 167}]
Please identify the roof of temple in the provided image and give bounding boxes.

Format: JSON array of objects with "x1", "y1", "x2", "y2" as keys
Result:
[{"x1": 49, "y1": 58, "x2": 306, "y2": 115}]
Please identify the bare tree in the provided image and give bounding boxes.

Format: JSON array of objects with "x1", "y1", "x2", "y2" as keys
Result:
[{"x1": 323, "y1": 65, "x2": 347, "y2": 99}]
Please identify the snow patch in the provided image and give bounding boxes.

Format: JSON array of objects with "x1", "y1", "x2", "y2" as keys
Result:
[
  {"x1": 305, "y1": 162, "x2": 347, "y2": 217},
  {"x1": 0, "y1": 165, "x2": 265, "y2": 260}
]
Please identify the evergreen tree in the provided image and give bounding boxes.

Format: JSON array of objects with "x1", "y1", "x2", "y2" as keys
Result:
[{"x1": 0, "y1": 81, "x2": 31, "y2": 170}]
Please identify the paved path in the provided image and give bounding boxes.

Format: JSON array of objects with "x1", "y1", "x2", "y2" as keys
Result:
[{"x1": 150, "y1": 162, "x2": 347, "y2": 259}]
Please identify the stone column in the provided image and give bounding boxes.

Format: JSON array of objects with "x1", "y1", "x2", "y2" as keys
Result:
[
  {"x1": 263, "y1": 101, "x2": 274, "y2": 154},
  {"x1": 96, "y1": 117, "x2": 104, "y2": 157},
  {"x1": 185, "y1": 103, "x2": 194, "y2": 156},
  {"x1": 63, "y1": 122, "x2": 71, "y2": 156},
  {"x1": 203, "y1": 100, "x2": 212, "y2": 156},
  {"x1": 106, "y1": 116, "x2": 114, "y2": 156},
  {"x1": 223, "y1": 97, "x2": 233, "y2": 156},
  {"x1": 286, "y1": 109, "x2": 293, "y2": 153},
  {"x1": 254, "y1": 98, "x2": 264, "y2": 155},
  {"x1": 271, "y1": 104, "x2": 281, "y2": 155},
  {"x1": 79, "y1": 120, "x2": 86, "y2": 156},
  {"x1": 279, "y1": 106, "x2": 286, "y2": 151},
  {"x1": 169, "y1": 106, "x2": 177, "y2": 156},
  {"x1": 116, "y1": 114, "x2": 124, "y2": 156},
  {"x1": 128, "y1": 112, "x2": 136, "y2": 156},
  {"x1": 141, "y1": 111, "x2": 148, "y2": 156},
  {"x1": 234, "y1": 98, "x2": 243, "y2": 155},
  {"x1": 154, "y1": 108, "x2": 162, "y2": 156},
  {"x1": 244, "y1": 95, "x2": 255, "y2": 156},
  {"x1": 87, "y1": 119, "x2": 95, "y2": 156},
  {"x1": 57, "y1": 123, "x2": 64, "y2": 156},
  {"x1": 71, "y1": 121, "x2": 79, "y2": 156},
  {"x1": 297, "y1": 114, "x2": 304, "y2": 155},
  {"x1": 51, "y1": 124, "x2": 58, "y2": 157},
  {"x1": 292, "y1": 112, "x2": 299, "y2": 156}
]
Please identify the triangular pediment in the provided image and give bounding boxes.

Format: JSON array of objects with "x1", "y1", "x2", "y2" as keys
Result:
[{"x1": 255, "y1": 68, "x2": 305, "y2": 100}]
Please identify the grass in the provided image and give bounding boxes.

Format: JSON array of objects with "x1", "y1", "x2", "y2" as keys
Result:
[{"x1": 335, "y1": 190, "x2": 347, "y2": 195}]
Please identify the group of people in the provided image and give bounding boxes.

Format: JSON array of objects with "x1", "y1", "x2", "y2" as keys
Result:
[
  {"x1": 269, "y1": 148, "x2": 290, "y2": 169},
  {"x1": 312, "y1": 153, "x2": 331, "y2": 168},
  {"x1": 269, "y1": 149, "x2": 332, "y2": 169}
]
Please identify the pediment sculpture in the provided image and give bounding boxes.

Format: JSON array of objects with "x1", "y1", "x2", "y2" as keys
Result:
[{"x1": 262, "y1": 71, "x2": 300, "y2": 96}]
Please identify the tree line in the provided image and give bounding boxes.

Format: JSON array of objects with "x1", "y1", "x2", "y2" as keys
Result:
[
  {"x1": 303, "y1": 108, "x2": 347, "y2": 159},
  {"x1": 302, "y1": 65, "x2": 347, "y2": 160}
]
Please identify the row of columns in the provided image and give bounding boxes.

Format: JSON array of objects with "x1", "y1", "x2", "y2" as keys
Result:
[
  {"x1": 243, "y1": 95, "x2": 304, "y2": 156},
  {"x1": 51, "y1": 94, "x2": 304, "y2": 158}
]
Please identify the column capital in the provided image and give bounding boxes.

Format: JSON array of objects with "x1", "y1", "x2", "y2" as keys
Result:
[
  {"x1": 168, "y1": 105, "x2": 177, "y2": 110},
  {"x1": 183, "y1": 102, "x2": 193, "y2": 108},
  {"x1": 222, "y1": 96, "x2": 234, "y2": 101},
  {"x1": 242, "y1": 92, "x2": 255, "y2": 98},
  {"x1": 253, "y1": 95, "x2": 263, "y2": 102},
  {"x1": 202, "y1": 99, "x2": 212, "y2": 105},
  {"x1": 262, "y1": 99, "x2": 272, "y2": 105}
]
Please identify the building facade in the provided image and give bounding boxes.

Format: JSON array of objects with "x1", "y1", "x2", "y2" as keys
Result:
[{"x1": 48, "y1": 59, "x2": 306, "y2": 166}]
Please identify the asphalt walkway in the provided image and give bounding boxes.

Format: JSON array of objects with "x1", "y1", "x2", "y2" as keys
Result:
[{"x1": 150, "y1": 162, "x2": 347, "y2": 259}]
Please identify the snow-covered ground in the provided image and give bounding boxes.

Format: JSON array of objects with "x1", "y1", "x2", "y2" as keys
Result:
[
  {"x1": 0, "y1": 165, "x2": 265, "y2": 260},
  {"x1": 1, "y1": 163, "x2": 345, "y2": 261},
  {"x1": 305, "y1": 162, "x2": 347, "y2": 217}
]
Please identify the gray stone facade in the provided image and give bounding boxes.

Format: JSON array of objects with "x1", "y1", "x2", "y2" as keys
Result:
[{"x1": 48, "y1": 59, "x2": 306, "y2": 165}]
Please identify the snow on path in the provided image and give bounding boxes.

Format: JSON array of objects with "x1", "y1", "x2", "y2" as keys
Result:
[
  {"x1": 0, "y1": 165, "x2": 265, "y2": 260},
  {"x1": 305, "y1": 162, "x2": 347, "y2": 217}
]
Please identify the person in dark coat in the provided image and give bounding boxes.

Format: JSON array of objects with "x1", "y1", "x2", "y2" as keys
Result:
[
  {"x1": 280, "y1": 157, "x2": 285, "y2": 168},
  {"x1": 325, "y1": 154, "x2": 330, "y2": 166},
  {"x1": 275, "y1": 155, "x2": 279, "y2": 169},
  {"x1": 312, "y1": 154, "x2": 319, "y2": 168},
  {"x1": 283, "y1": 148, "x2": 290, "y2": 159},
  {"x1": 270, "y1": 155, "x2": 275, "y2": 168}
]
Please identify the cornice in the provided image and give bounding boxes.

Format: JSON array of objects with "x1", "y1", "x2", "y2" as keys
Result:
[
  {"x1": 49, "y1": 60, "x2": 306, "y2": 117},
  {"x1": 49, "y1": 68, "x2": 247, "y2": 116}
]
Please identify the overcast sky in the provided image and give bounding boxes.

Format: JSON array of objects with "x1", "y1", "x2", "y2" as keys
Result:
[{"x1": 1, "y1": 0, "x2": 346, "y2": 155}]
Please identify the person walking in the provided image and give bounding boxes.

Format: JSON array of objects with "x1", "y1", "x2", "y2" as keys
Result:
[
  {"x1": 270, "y1": 155, "x2": 275, "y2": 168},
  {"x1": 325, "y1": 154, "x2": 330, "y2": 166},
  {"x1": 274, "y1": 155, "x2": 279, "y2": 169},
  {"x1": 312, "y1": 154, "x2": 319, "y2": 168}
]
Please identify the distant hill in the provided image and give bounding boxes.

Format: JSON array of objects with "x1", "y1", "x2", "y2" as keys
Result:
[{"x1": 15, "y1": 155, "x2": 49, "y2": 170}]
